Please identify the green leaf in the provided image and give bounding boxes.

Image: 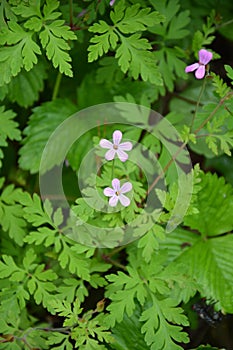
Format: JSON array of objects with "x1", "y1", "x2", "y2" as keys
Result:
[
  {"x1": 0, "y1": 255, "x2": 21, "y2": 278},
  {"x1": 0, "y1": 185, "x2": 27, "y2": 246},
  {"x1": 166, "y1": 10, "x2": 190, "y2": 39},
  {"x1": 0, "y1": 0, "x2": 18, "y2": 29},
  {"x1": 105, "y1": 268, "x2": 148, "y2": 327},
  {"x1": 0, "y1": 107, "x2": 21, "y2": 144},
  {"x1": 19, "y1": 99, "x2": 77, "y2": 174},
  {"x1": 32, "y1": 272, "x2": 57, "y2": 311},
  {"x1": 140, "y1": 297, "x2": 189, "y2": 350},
  {"x1": 154, "y1": 47, "x2": 187, "y2": 92},
  {"x1": 0, "y1": 21, "x2": 41, "y2": 85},
  {"x1": 184, "y1": 172, "x2": 233, "y2": 236},
  {"x1": 116, "y1": 34, "x2": 162, "y2": 85},
  {"x1": 110, "y1": 305, "x2": 150, "y2": 350},
  {"x1": 0, "y1": 106, "x2": 21, "y2": 168},
  {"x1": 13, "y1": 0, "x2": 76, "y2": 77},
  {"x1": 50, "y1": 298, "x2": 82, "y2": 323},
  {"x1": 148, "y1": 0, "x2": 189, "y2": 91},
  {"x1": 43, "y1": 0, "x2": 60, "y2": 20},
  {"x1": 112, "y1": 4, "x2": 165, "y2": 33},
  {"x1": 88, "y1": 24, "x2": 118, "y2": 62},
  {"x1": 47, "y1": 332, "x2": 73, "y2": 350},
  {"x1": 12, "y1": 0, "x2": 42, "y2": 18},
  {"x1": 53, "y1": 207, "x2": 64, "y2": 227},
  {"x1": 23, "y1": 248, "x2": 37, "y2": 270},
  {"x1": 20, "y1": 193, "x2": 53, "y2": 226},
  {"x1": 211, "y1": 72, "x2": 230, "y2": 98},
  {"x1": 25, "y1": 227, "x2": 60, "y2": 251},
  {"x1": 225, "y1": 64, "x2": 233, "y2": 85},
  {"x1": 88, "y1": 3, "x2": 163, "y2": 85},
  {"x1": 58, "y1": 242, "x2": 90, "y2": 280},
  {"x1": 2, "y1": 61, "x2": 47, "y2": 107},
  {"x1": 149, "y1": 0, "x2": 190, "y2": 39},
  {"x1": 39, "y1": 18, "x2": 76, "y2": 77},
  {"x1": 56, "y1": 278, "x2": 88, "y2": 303},
  {"x1": 190, "y1": 100, "x2": 233, "y2": 158},
  {"x1": 175, "y1": 235, "x2": 233, "y2": 313},
  {"x1": 24, "y1": 17, "x2": 43, "y2": 32},
  {"x1": 96, "y1": 57, "x2": 124, "y2": 86},
  {"x1": 0, "y1": 283, "x2": 30, "y2": 319},
  {"x1": 137, "y1": 224, "x2": 165, "y2": 262},
  {"x1": 191, "y1": 12, "x2": 216, "y2": 53}
]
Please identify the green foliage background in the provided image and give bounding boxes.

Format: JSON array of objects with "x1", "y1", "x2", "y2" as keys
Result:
[{"x1": 0, "y1": 0, "x2": 233, "y2": 349}]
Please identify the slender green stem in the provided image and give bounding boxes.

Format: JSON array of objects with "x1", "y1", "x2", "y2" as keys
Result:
[
  {"x1": 216, "y1": 18, "x2": 233, "y2": 29},
  {"x1": 111, "y1": 159, "x2": 115, "y2": 179},
  {"x1": 171, "y1": 92, "x2": 203, "y2": 106},
  {"x1": 106, "y1": 245, "x2": 126, "y2": 258},
  {"x1": 102, "y1": 255, "x2": 126, "y2": 270},
  {"x1": 52, "y1": 71, "x2": 62, "y2": 100},
  {"x1": 190, "y1": 78, "x2": 207, "y2": 131}
]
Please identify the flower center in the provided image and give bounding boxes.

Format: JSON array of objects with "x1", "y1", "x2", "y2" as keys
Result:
[
  {"x1": 113, "y1": 144, "x2": 118, "y2": 150},
  {"x1": 115, "y1": 190, "x2": 121, "y2": 196}
]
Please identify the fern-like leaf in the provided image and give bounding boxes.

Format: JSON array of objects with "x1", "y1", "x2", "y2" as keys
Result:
[{"x1": 0, "y1": 21, "x2": 41, "y2": 85}]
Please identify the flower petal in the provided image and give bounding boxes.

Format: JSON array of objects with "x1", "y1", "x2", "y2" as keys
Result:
[
  {"x1": 198, "y1": 49, "x2": 212, "y2": 65},
  {"x1": 109, "y1": 195, "x2": 119, "y2": 207},
  {"x1": 119, "y1": 194, "x2": 130, "y2": 207},
  {"x1": 195, "y1": 65, "x2": 205, "y2": 79},
  {"x1": 119, "y1": 142, "x2": 133, "y2": 151},
  {"x1": 185, "y1": 63, "x2": 199, "y2": 73},
  {"x1": 103, "y1": 187, "x2": 115, "y2": 197},
  {"x1": 113, "y1": 130, "x2": 122, "y2": 146},
  {"x1": 100, "y1": 139, "x2": 113, "y2": 149},
  {"x1": 116, "y1": 149, "x2": 128, "y2": 162},
  {"x1": 112, "y1": 178, "x2": 120, "y2": 191},
  {"x1": 120, "y1": 182, "x2": 132, "y2": 194},
  {"x1": 105, "y1": 149, "x2": 116, "y2": 161}
]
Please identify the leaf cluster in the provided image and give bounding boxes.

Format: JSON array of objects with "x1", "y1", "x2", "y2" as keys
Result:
[
  {"x1": 0, "y1": 0, "x2": 76, "y2": 88},
  {"x1": 88, "y1": 1, "x2": 164, "y2": 85}
]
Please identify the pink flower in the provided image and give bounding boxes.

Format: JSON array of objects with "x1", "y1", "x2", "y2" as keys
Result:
[
  {"x1": 104, "y1": 178, "x2": 132, "y2": 207},
  {"x1": 185, "y1": 49, "x2": 213, "y2": 79},
  {"x1": 100, "y1": 130, "x2": 132, "y2": 162},
  {"x1": 110, "y1": 0, "x2": 115, "y2": 5}
]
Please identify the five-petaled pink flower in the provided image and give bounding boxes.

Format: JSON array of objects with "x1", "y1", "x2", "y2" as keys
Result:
[
  {"x1": 109, "y1": 0, "x2": 115, "y2": 5},
  {"x1": 185, "y1": 49, "x2": 213, "y2": 79},
  {"x1": 104, "y1": 178, "x2": 132, "y2": 207},
  {"x1": 100, "y1": 130, "x2": 132, "y2": 162}
]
